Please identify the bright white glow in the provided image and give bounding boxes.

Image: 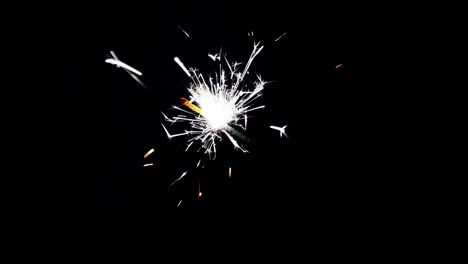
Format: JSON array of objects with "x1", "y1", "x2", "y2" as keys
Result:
[
  {"x1": 197, "y1": 90, "x2": 235, "y2": 130},
  {"x1": 164, "y1": 42, "x2": 266, "y2": 158}
]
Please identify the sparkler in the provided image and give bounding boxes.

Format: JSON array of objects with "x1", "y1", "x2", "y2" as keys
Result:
[{"x1": 162, "y1": 42, "x2": 267, "y2": 158}]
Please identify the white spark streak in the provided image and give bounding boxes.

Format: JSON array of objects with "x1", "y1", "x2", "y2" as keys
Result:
[
  {"x1": 229, "y1": 166, "x2": 232, "y2": 178},
  {"x1": 178, "y1": 25, "x2": 190, "y2": 38},
  {"x1": 144, "y1": 148, "x2": 154, "y2": 159},
  {"x1": 186, "y1": 141, "x2": 194, "y2": 151},
  {"x1": 106, "y1": 51, "x2": 146, "y2": 87},
  {"x1": 174, "y1": 57, "x2": 191, "y2": 77},
  {"x1": 165, "y1": 42, "x2": 266, "y2": 158},
  {"x1": 270, "y1": 125, "x2": 288, "y2": 138},
  {"x1": 197, "y1": 160, "x2": 201, "y2": 167},
  {"x1": 161, "y1": 124, "x2": 189, "y2": 139},
  {"x1": 177, "y1": 200, "x2": 182, "y2": 207},
  {"x1": 105, "y1": 58, "x2": 142, "y2": 76},
  {"x1": 208, "y1": 53, "x2": 220, "y2": 61},
  {"x1": 275, "y1": 32, "x2": 287, "y2": 42},
  {"x1": 244, "y1": 114, "x2": 248, "y2": 130},
  {"x1": 169, "y1": 171, "x2": 188, "y2": 187},
  {"x1": 143, "y1": 163, "x2": 153, "y2": 167}
]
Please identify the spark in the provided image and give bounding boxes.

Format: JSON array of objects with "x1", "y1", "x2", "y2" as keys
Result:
[
  {"x1": 174, "y1": 57, "x2": 191, "y2": 77},
  {"x1": 229, "y1": 166, "x2": 232, "y2": 178},
  {"x1": 161, "y1": 123, "x2": 190, "y2": 139},
  {"x1": 144, "y1": 148, "x2": 154, "y2": 158},
  {"x1": 169, "y1": 171, "x2": 188, "y2": 187},
  {"x1": 143, "y1": 163, "x2": 154, "y2": 167},
  {"x1": 177, "y1": 200, "x2": 182, "y2": 207},
  {"x1": 208, "y1": 53, "x2": 220, "y2": 61},
  {"x1": 105, "y1": 57, "x2": 142, "y2": 76},
  {"x1": 164, "y1": 42, "x2": 266, "y2": 158},
  {"x1": 180, "y1": 97, "x2": 203, "y2": 115},
  {"x1": 106, "y1": 51, "x2": 146, "y2": 87},
  {"x1": 336, "y1": 64, "x2": 343, "y2": 69},
  {"x1": 178, "y1": 25, "x2": 190, "y2": 38},
  {"x1": 270, "y1": 125, "x2": 288, "y2": 138},
  {"x1": 198, "y1": 181, "x2": 202, "y2": 198},
  {"x1": 197, "y1": 160, "x2": 201, "y2": 167},
  {"x1": 275, "y1": 32, "x2": 287, "y2": 42}
]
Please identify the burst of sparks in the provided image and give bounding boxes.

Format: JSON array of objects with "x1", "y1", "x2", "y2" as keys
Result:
[
  {"x1": 164, "y1": 42, "x2": 267, "y2": 158},
  {"x1": 144, "y1": 148, "x2": 154, "y2": 159},
  {"x1": 274, "y1": 32, "x2": 287, "y2": 42},
  {"x1": 270, "y1": 125, "x2": 288, "y2": 138}
]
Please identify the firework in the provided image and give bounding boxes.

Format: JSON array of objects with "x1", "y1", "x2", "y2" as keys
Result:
[{"x1": 162, "y1": 42, "x2": 267, "y2": 158}]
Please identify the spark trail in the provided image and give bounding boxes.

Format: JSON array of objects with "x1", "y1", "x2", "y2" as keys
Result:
[
  {"x1": 270, "y1": 125, "x2": 288, "y2": 138},
  {"x1": 105, "y1": 51, "x2": 146, "y2": 87},
  {"x1": 275, "y1": 32, "x2": 287, "y2": 42}
]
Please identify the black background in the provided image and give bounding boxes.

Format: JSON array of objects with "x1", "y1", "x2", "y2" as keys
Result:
[{"x1": 58, "y1": 1, "x2": 409, "y2": 241}]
